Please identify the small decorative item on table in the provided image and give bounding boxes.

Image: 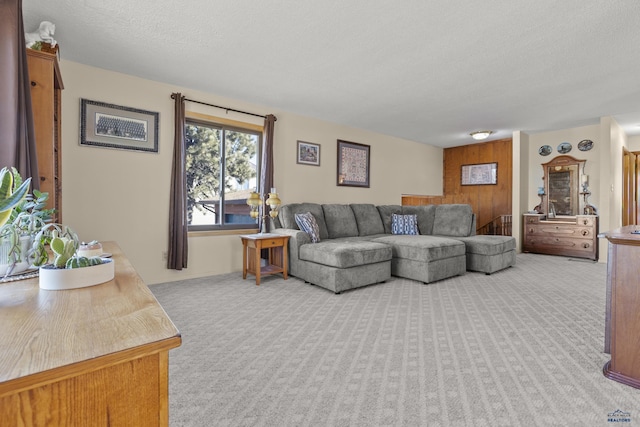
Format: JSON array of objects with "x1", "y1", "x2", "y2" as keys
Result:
[
  {"x1": 78, "y1": 240, "x2": 103, "y2": 257},
  {"x1": 34, "y1": 227, "x2": 114, "y2": 290}
]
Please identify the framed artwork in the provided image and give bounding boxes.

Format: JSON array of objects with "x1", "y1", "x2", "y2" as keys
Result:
[
  {"x1": 296, "y1": 140, "x2": 321, "y2": 166},
  {"x1": 80, "y1": 99, "x2": 159, "y2": 153},
  {"x1": 337, "y1": 139, "x2": 370, "y2": 187},
  {"x1": 461, "y1": 162, "x2": 498, "y2": 185}
]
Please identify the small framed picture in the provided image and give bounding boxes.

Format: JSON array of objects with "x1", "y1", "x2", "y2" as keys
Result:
[
  {"x1": 80, "y1": 99, "x2": 159, "y2": 153},
  {"x1": 461, "y1": 162, "x2": 498, "y2": 185},
  {"x1": 296, "y1": 140, "x2": 321, "y2": 166},
  {"x1": 337, "y1": 139, "x2": 370, "y2": 187}
]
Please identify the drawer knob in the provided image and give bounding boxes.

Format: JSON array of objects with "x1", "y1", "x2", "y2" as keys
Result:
[
  {"x1": 581, "y1": 230, "x2": 589, "y2": 236},
  {"x1": 583, "y1": 243, "x2": 590, "y2": 249}
]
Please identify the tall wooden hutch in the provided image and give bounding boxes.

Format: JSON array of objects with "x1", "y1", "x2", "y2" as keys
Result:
[{"x1": 26, "y1": 49, "x2": 63, "y2": 221}]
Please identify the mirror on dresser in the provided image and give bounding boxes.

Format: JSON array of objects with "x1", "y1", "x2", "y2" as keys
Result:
[{"x1": 542, "y1": 155, "x2": 586, "y2": 217}]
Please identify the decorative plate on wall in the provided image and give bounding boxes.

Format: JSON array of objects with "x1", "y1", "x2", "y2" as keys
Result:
[
  {"x1": 578, "y1": 139, "x2": 594, "y2": 151},
  {"x1": 557, "y1": 142, "x2": 572, "y2": 154},
  {"x1": 539, "y1": 145, "x2": 552, "y2": 156}
]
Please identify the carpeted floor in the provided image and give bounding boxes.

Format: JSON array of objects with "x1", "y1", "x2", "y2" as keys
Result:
[{"x1": 152, "y1": 253, "x2": 640, "y2": 426}]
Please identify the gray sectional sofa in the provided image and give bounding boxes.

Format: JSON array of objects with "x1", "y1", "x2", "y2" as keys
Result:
[{"x1": 272, "y1": 203, "x2": 515, "y2": 294}]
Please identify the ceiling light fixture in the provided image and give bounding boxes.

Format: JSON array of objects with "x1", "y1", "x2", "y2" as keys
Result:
[{"x1": 470, "y1": 130, "x2": 493, "y2": 140}]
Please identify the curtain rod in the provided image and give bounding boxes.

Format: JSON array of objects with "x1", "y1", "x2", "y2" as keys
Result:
[{"x1": 171, "y1": 93, "x2": 266, "y2": 119}]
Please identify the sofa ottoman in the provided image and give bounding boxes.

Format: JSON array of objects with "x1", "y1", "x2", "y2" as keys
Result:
[
  {"x1": 455, "y1": 235, "x2": 516, "y2": 274},
  {"x1": 298, "y1": 240, "x2": 392, "y2": 294},
  {"x1": 372, "y1": 235, "x2": 466, "y2": 283}
]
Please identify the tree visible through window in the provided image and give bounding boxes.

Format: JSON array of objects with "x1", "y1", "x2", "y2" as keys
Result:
[{"x1": 185, "y1": 119, "x2": 260, "y2": 230}]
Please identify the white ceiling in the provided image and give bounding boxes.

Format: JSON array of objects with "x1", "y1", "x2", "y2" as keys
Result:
[{"x1": 22, "y1": 0, "x2": 640, "y2": 148}]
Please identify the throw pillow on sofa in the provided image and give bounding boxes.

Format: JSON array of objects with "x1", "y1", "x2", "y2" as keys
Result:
[
  {"x1": 391, "y1": 213, "x2": 419, "y2": 235},
  {"x1": 295, "y1": 212, "x2": 321, "y2": 243}
]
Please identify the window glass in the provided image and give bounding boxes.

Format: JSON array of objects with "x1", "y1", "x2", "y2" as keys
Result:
[{"x1": 185, "y1": 119, "x2": 260, "y2": 230}]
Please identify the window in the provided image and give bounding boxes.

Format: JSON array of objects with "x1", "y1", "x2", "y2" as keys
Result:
[{"x1": 185, "y1": 117, "x2": 261, "y2": 231}]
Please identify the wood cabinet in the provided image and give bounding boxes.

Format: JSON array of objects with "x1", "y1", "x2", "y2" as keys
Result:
[
  {"x1": 522, "y1": 214, "x2": 598, "y2": 260},
  {"x1": 26, "y1": 49, "x2": 63, "y2": 221},
  {"x1": 0, "y1": 242, "x2": 181, "y2": 426},
  {"x1": 601, "y1": 226, "x2": 640, "y2": 389}
]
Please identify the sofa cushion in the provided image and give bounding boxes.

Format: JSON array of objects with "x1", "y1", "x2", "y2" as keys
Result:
[
  {"x1": 299, "y1": 241, "x2": 392, "y2": 269},
  {"x1": 279, "y1": 203, "x2": 329, "y2": 240},
  {"x1": 391, "y1": 214, "x2": 419, "y2": 235},
  {"x1": 322, "y1": 204, "x2": 359, "y2": 239},
  {"x1": 455, "y1": 235, "x2": 516, "y2": 256},
  {"x1": 402, "y1": 205, "x2": 436, "y2": 235},
  {"x1": 350, "y1": 204, "x2": 385, "y2": 236},
  {"x1": 372, "y1": 235, "x2": 465, "y2": 262},
  {"x1": 432, "y1": 204, "x2": 474, "y2": 237},
  {"x1": 376, "y1": 205, "x2": 403, "y2": 234},
  {"x1": 295, "y1": 212, "x2": 321, "y2": 243}
]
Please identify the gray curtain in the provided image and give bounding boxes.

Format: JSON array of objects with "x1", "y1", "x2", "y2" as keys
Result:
[
  {"x1": 259, "y1": 114, "x2": 277, "y2": 232},
  {"x1": 0, "y1": 0, "x2": 40, "y2": 184},
  {"x1": 168, "y1": 93, "x2": 188, "y2": 270}
]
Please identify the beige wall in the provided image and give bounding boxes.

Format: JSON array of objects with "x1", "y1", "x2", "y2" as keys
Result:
[
  {"x1": 628, "y1": 135, "x2": 640, "y2": 151},
  {"x1": 59, "y1": 61, "x2": 443, "y2": 284}
]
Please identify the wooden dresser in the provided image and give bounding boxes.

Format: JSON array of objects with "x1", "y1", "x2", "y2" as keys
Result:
[
  {"x1": 0, "y1": 242, "x2": 181, "y2": 426},
  {"x1": 601, "y1": 226, "x2": 640, "y2": 389},
  {"x1": 522, "y1": 214, "x2": 599, "y2": 261}
]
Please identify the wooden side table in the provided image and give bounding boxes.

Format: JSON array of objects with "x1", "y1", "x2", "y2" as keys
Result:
[{"x1": 240, "y1": 233, "x2": 290, "y2": 285}]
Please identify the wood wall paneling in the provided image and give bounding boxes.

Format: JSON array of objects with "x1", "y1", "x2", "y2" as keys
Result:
[
  {"x1": 403, "y1": 138, "x2": 512, "y2": 233},
  {"x1": 443, "y1": 138, "x2": 512, "y2": 231}
]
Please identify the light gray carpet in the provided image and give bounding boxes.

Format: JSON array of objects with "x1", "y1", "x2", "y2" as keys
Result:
[{"x1": 152, "y1": 253, "x2": 640, "y2": 426}]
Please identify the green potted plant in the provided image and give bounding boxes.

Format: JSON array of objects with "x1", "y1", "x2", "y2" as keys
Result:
[
  {"x1": 0, "y1": 167, "x2": 113, "y2": 288},
  {"x1": 0, "y1": 167, "x2": 31, "y2": 277},
  {"x1": 33, "y1": 223, "x2": 114, "y2": 291},
  {"x1": 6, "y1": 168, "x2": 54, "y2": 272}
]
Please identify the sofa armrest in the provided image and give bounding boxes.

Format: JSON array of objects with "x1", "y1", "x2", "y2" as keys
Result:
[
  {"x1": 271, "y1": 228, "x2": 310, "y2": 276},
  {"x1": 272, "y1": 228, "x2": 310, "y2": 245}
]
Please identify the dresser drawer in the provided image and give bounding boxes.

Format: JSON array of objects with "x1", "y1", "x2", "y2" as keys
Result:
[
  {"x1": 525, "y1": 224, "x2": 594, "y2": 239},
  {"x1": 524, "y1": 236, "x2": 595, "y2": 253}
]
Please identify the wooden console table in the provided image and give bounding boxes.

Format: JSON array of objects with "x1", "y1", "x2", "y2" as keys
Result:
[
  {"x1": 241, "y1": 233, "x2": 289, "y2": 285},
  {"x1": 0, "y1": 242, "x2": 181, "y2": 426}
]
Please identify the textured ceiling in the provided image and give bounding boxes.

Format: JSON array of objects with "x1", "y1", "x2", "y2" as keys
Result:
[{"x1": 22, "y1": 0, "x2": 640, "y2": 147}]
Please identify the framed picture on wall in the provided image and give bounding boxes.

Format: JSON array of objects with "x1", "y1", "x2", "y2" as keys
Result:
[
  {"x1": 296, "y1": 140, "x2": 321, "y2": 166},
  {"x1": 337, "y1": 140, "x2": 370, "y2": 187},
  {"x1": 80, "y1": 99, "x2": 159, "y2": 153},
  {"x1": 461, "y1": 162, "x2": 497, "y2": 185}
]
